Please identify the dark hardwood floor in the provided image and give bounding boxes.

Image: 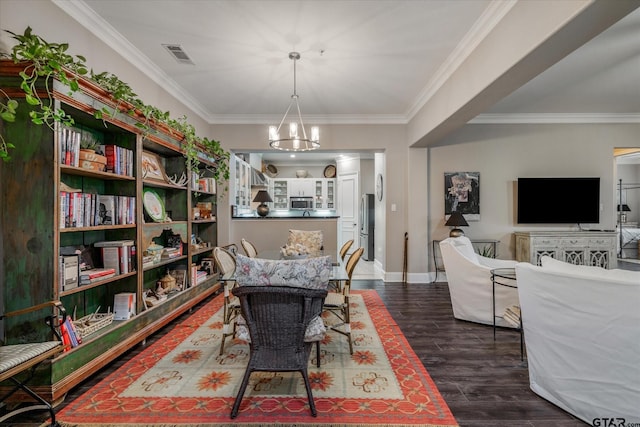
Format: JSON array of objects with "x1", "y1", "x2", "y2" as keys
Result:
[{"x1": 15, "y1": 269, "x2": 635, "y2": 426}]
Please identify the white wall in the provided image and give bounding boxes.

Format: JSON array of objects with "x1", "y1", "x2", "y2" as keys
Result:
[{"x1": 428, "y1": 123, "x2": 640, "y2": 269}]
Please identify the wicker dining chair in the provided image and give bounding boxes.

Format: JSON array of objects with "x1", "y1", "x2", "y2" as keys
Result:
[
  {"x1": 240, "y1": 238, "x2": 258, "y2": 258},
  {"x1": 213, "y1": 246, "x2": 240, "y2": 355},
  {"x1": 230, "y1": 254, "x2": 331, "y2": 419},
  {"x1": 323, "y1": 247, "x2": 364, "y2": 355},
  {"x1": 339, "y1": 239, "x2": 354, "y2": 261}
]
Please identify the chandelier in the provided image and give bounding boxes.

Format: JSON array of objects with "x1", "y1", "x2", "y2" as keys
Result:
[{"x1": 269, "y1": 52, "x2": 320, "y2": 151}]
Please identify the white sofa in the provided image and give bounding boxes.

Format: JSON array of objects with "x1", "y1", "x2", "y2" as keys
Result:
[
  {"x1": 439, "y1": 236, "x2": 519, "y2": 327},
  {"x1": 515, "y1": 257, "x2": 640, "y2": 425}
]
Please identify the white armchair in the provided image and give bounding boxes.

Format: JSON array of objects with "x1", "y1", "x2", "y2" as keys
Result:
[
  {"x1": 439, "y1": 236, "x2": 519, "y2": 327},
  {"x1": 516, "y1": 258, "x2": 640, "y2": 425}
]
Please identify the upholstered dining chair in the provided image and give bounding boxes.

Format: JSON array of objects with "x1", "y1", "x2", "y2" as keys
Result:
[
  {"x1": 323, "y1": 247, "x2": 364, "y2": 355},
  {"x1": 240, "y1": 238, "x2": 258, "y2": 258},
  {"x1": 230, "y1": 254, "x2": 331, "y2": 419},
  {"x1": 330, "y1": 239, "x2": 354, "y2": 292},
  {"x1": 213, "y1": 246, "x2": 240, "y2": 355},
  {"x1": 287, "y1": 229, "x2": 324, "y2": 252}
]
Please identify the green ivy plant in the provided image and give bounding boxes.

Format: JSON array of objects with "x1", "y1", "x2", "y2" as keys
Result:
[{"x1": 0, "y1": 27, "x2": 229, "y2": 185}]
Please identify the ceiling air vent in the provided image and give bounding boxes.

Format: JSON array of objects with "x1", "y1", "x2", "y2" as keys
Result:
[{"x1": 162, "y1": 44, "x2": 194, "y2": 65}]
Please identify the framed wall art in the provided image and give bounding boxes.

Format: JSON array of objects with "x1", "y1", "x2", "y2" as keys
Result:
[
  {"x1": 444, "y1": 172, "x2": 480, "y2": 221},
  {"x1": 141, "y1": 151, "x2": 167, "y2": 183}
]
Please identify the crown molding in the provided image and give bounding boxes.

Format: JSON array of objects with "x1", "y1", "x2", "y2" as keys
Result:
[
  {"x1": 209, "y1": 114, "x2": 408, "y2": 125},
  {"x1": 406, "y1": 0, "x2": 517, "y2": 120},
  {"x1": 470, "y1": 113, "x2": 640, "y2": 124},
  {"x1": 52, "y1": 0, "x2": 212, "y2": 123}
]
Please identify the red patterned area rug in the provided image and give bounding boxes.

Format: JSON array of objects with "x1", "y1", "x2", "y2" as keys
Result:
[{"x1": 57, "y1": 290, "x2": 458, "y2": 427}]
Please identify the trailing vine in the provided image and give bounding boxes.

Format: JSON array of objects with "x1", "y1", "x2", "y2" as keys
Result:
[{"x1": 0, "y1": 27, "x2": 229, "y2": 185}]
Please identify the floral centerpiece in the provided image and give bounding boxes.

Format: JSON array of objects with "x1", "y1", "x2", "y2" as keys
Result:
[{"x1": 280, "y1": 243, "x2": 309, "y2": 259}]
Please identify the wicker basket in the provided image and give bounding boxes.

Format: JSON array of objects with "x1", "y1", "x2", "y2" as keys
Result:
[{"x1": 73, "y1": 313, "x2": 114, "y2": 339}]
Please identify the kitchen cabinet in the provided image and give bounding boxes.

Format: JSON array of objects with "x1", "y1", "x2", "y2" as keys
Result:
[
  {"x1": 289, "y1": 178, "x2": 315, "y2": 197},
  {"x1": 272, "y1": 179, "x2": 289, "y2": 210},
  {"x1": 233, "y1": 156, "x2": 251, "y2": 212},
  {"x1": 314, "y1": 179, "x2": 336, "y2": 209}
]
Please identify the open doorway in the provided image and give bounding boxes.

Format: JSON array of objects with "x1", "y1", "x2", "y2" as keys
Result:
[{"x1": 615, "y1": 148, "x2": 640, "y2": 263}]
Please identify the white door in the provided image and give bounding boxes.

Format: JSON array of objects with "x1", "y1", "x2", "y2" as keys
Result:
[{"x1": 338, "y1": 172, "x2": 359, "y2": 253}]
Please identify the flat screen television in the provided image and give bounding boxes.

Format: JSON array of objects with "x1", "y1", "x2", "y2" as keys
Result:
[{"x1": 517, "y1": 177, "x2": 600, "y2": 224}]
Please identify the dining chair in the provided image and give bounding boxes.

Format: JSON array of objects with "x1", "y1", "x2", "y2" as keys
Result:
[
  {"x1": 287, "y1": 229, "x2": 324, "y2": 252},
  {"x1": 339, "y1": 239, "x2": 354, "y2": 261},
  {"x1": 330, "y1": 239, "x2": 354, "y2": 292},
  {"x1": 230, "y1": 254, "x2": 331, "y2": 419},
  {"x1": 213, "y1": 246, "x2": 240, "y2": 355},
  {"x1": 323, "y1": 247, "x2": 364, "y2": 355},
  {"x1": 240, "y1": 238, "x2": 258, "y2": 258}
]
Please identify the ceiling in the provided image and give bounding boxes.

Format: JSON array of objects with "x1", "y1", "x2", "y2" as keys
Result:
[{"x1": 57, "y1": 1, "x2": 640, "y2": 164}]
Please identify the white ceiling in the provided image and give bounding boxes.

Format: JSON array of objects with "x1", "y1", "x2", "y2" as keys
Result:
[{"x1": 57, "y1": 1, "x2": 640, "y2": 164}]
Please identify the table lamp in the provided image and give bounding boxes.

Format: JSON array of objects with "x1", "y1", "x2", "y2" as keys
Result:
[
  {"x1": 445, "y1": 211, "x2": 469, "y2": 237},
  {"x1": 617, "y1": 204, "x2": 631, "y2": 223},
  {"x1": 253, "y1": 190, "x2": 273, "y2": 217}
]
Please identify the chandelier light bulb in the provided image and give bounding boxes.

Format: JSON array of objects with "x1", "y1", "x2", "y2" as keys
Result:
[{"x1": 268, "y1": 52, "x2": 320, "y2": 151}]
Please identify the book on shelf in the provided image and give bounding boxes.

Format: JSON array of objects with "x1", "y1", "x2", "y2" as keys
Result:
[
  {"x1": 113, "y1": 292, "x2": 136, "y2": 320},
  {"x1": 97, "y1": 144, "x2": 134, "y2": 177},
  {"x1": 60, "y1": 127, "x2": 81, "y2": 167},
  {"x1": 59, "y1": 255, "x2": 79, "y2": 292},
  {"x1": 66, "y1": 315, "x2": 82, "y2": 345},
  {"x1": 96, "y1": 194, "x2": 115, "y2": 226}
]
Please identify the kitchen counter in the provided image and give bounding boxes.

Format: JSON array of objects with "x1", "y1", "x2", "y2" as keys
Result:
[{"x1": 233, "y1": 211, "x2": 339, "y2": 219}]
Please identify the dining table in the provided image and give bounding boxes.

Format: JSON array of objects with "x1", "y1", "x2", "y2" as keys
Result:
[{"x1": 219, "y1": 248, "x2": 348, "y2": 283}]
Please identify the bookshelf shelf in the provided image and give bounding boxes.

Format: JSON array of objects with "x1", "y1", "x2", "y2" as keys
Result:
[
  {"x1": 59, "y1": 271, "x2": 138, "y2": 297},
  {"x1": 60, "y1": 165, "x2": 136, "y2": 181}
]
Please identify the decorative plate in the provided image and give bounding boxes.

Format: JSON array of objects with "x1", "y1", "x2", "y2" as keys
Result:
[
  {"x1": 324, "y1": 164, "x2": 336, "y2": 178},
  {"x1": 143, "y1": 189, "x2": 166, "y2": 222},
  {"x1": 265, "y1": 164, "x2": 278, "y2": 178}
]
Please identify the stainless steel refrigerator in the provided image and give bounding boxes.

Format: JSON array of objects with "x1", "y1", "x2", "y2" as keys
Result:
[{"x1": 360, "y1": 194, "x2": 375, "y2": 261}]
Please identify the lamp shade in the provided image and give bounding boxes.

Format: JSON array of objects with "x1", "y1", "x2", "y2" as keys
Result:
[
  {"x1": 617, "y1": 204, "x2": 631, "y2": 212},
  {"x1": 253, "y1": 190, "x2": 273, "y2": 203},
  {"x1": 445, "y1": 211, "x2": 469, "y2": 227},
  {"x1": 445, "y1": 211, "x2": 469, "y2": 237}
]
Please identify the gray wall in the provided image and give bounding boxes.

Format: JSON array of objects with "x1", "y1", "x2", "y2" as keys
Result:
[{"x1": 428, "y1": 123, "x2": 640, "y2": 270}]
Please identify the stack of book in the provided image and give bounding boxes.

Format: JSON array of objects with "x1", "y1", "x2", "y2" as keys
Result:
[
  {"x1": 161, "y1": 247, "x2": 182, "y2": 259},
  {"x1": 503, "y1": 305, "x2": 521, "y2": 327},
  {"x1": 79, "y1": 267, "x2": 116, "y2": 285}
]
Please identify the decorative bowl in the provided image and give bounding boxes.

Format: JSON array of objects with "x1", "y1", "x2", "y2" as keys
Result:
[{"x1": 296, "y1": 169, "x2": 308, "y2": 178}]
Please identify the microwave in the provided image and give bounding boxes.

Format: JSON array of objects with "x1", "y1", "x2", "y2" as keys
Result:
[{"x1": 290, "y1": 197, "x2": 314, "y2": 210}]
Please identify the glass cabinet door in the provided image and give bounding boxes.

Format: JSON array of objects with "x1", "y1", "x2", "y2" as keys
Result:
[
  {"x1": 326, "y1": 179, "x2": 335, "y2": 209},
  {"x1": 272, "y1": 180, "x2": 288, "y2": 209}
]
